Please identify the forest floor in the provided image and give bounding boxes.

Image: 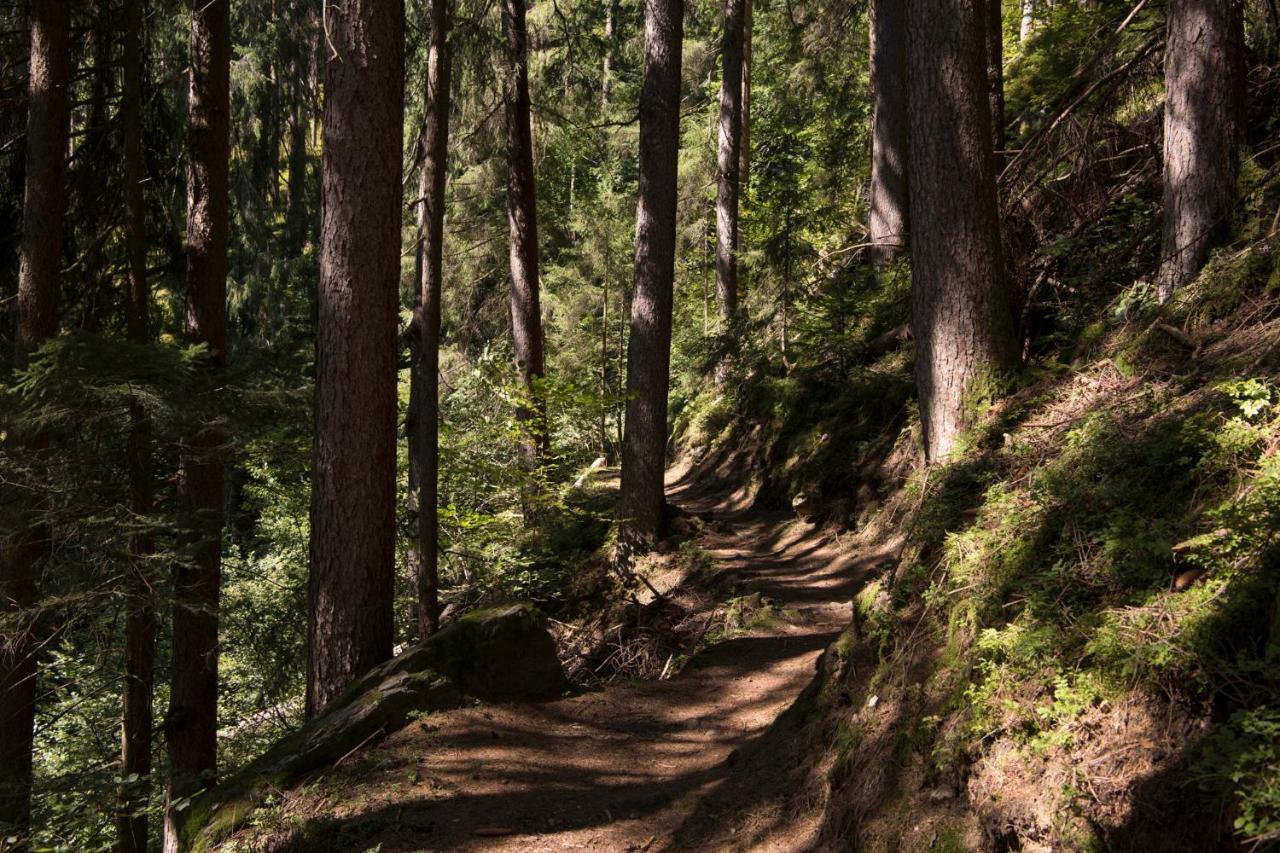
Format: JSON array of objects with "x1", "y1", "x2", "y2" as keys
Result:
[{"x1": 231, "y1": 461, "x2": 889, "y2": 852}]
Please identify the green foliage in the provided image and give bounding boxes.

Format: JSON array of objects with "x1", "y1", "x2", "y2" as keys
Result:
[{"x1": 1196, "y1": 709, "x2": 1280, "y2": 842}]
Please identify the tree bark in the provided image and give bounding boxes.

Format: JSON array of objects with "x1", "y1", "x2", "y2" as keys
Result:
[
  {"x1": 715, "y1": 0, "x2": 746, "y2": 384},
  {"x1": 740, "y1": 0, "x2": 752, "y2": 192},
  {"x1": 502, "y1": 0, "x2": 548, "y2": 509},
  {"x1": 620, "y1": 0, "x2": 683, "y2": 557},
  {"x1": 715, "y1": 0, "x2": 745, "y2": 324},
  {"x1": 602, "y1": 0, "x2": 618, "y2": 108},
  {"x1": 986, "y1": 0, "x2": 1006, "y2": 162},
  {"x1": 1156, "y1": 0, "x2": 1244, "y2": 302},
  {"x1": 1, "y1": 1, "x2": 70, "y2": 845},
  {"x1": 164, "y1": 2, "x2": 230, "y2": 849},
  {"x1": 868, "y1": 0, "x2": 909, "y2": 265},
  {"x1": 1020, "y1": 0, "x2": 1035, "y2": 41},
  {"x1": 307, "y1": 0, "x2": 404, "y2": 718},
  {"x1": 410, "y1": 0, "x2": 451, "y2": 638},
  {"x1": 118, "y1": 2, "x2": 156, "y2": 850},
  {"x1": 907, "y1": 0, "x2": 1017, "y2": 462}
]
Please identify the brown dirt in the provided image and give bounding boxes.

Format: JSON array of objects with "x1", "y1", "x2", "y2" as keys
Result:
[{"x1": 230, "y1": 464, "x2": 883, "y2": 852}]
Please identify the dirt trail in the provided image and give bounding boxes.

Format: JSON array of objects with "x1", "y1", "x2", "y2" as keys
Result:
[{"x1": 256, "y1": 466, "x2": 879, "y2": 852}]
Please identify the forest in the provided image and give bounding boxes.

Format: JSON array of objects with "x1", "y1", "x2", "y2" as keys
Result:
[{"x1": 2, "y1": 0, "x2": 1280, "y2": 850}]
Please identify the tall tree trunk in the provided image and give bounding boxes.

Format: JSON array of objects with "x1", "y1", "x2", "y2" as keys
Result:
[
  {"x1": 164, "y1": 2, "x2": 230, "y2": 849},
  {"x1": 502, "y1": 0, "x2": 548, "y2": 511},
  {"x1": 620, "y1": 0, "x2": 683, "y2": 557},
  {"x1": 1, "y1": 2, "x2": 70, "y2": 846},
  {"x1": 715, "y1": 0, "x2": 746, "y2": 383},
  {"x1": 602, "y1": 0, "x2": 618, "y2": 108},
  {"x1": 78, "y1": 0, "x2": 115, "y2": 332},
  {"x1": 118, "y1": 2, "x2": 156, "y2": 850},
  {"x1": 868, "y1": 0, "x2": 909, "y2": 265},
  {"x1": 1156, "y1": 0, "x2": 1244, "y2": 302},
  {"x1": 986, "y1": 0, "x2": 1006, "y2": 163},
  {"x1": 307, "y1": 0, "x2": 404, "y2": 717},
  {"x1": 907, "y1": 0, "x2": 1017, "y2": 463},
  {"x1": 284, "y1": 98, "x2": 309, "y2": 256},
  {"x1": 740, "y1": 0, "x2": 752, "y2": 192},
  {"x1": 410, "y1": 0, "x2": 452, "y2": 639}
]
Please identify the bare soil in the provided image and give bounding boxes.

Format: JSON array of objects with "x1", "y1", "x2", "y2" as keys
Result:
[{"x1": 233, "y1": 464, "x2": 883, "y2": 852}]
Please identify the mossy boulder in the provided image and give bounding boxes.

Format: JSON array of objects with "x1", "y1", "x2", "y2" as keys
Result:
[{"x1": 180, "y1": 602, "x2": 566, "y2": 851}]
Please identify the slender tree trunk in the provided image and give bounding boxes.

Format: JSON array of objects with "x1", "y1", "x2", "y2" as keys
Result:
[
  {"x1": 1, "y1": 2, "x2": 70, "y2": 846},
  {"x1": 986, "y1": 0, "x2": 1006, "y2": 163},
  {"x1": 410, "y1": 0, "x2": 451, "y2": 639},
  {"x1": 600, "y1": 275, "x2": 610, "y2": 460},
  {"x1": 907, "y1": 0, "x2": 1017, "y2": 463},
  {"x1": 620, "y1": 0, "x2": 683, "y2": 557},
  {"x1": 617, "y1": 283, "x2": 627, "y2": 454},
  {"x1": 78, "y1": 0, "x2": 115, "y2": 332},
  {"x1": 1020, "y1": 0, "x2": 1035, "y2": 41},
  {"x1": 1156, "y1": 0, "x2": 1244, "y2": 302},
  {"x1": 715, "y1": 0, "x2": 746, "y2": 384},
  {"x1": 284, "y1": 97, "x2": 309, "y2": 256},
  {"x1": 602, "y1": 0, "x2": 618, "y2": 108},
  {"x1": 118, "y1": 2, "x2": 156, "y2": 850},
  {"x1": 740, "y1": 0, "x2": 752, "y2": 192},
  {"x1": 868, "y1": 0, "x2": 909, "y2": 264},
  {"x1": 502, "y1": 0, "x2": 548, "y2": 511},
  {"x1": 307, "y1": 0, "x2": 404, "y2": 718},
  {"x1": 164, "y1": 2, "x2": 230, "y2": 849}
]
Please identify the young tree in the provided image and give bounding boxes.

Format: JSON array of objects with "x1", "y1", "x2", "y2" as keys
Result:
[
  {"x1": 408, "y1": 0, "x2": 452, "y2": 638},
  {"x1": 119, "y1": 1, "x2": 156, "y2": 849},
  {"x1": 715, "y1": 0, "x2": 746, "y2": 330},
  {"x1": 620, "y1": 0, "x2": 684, "y2": 556},
  {"x1": 1, "y1": 1, "x2": 70, "y2": 844},
  {"x1": 907, "y1": 0, "x2": 1017, "y2": 462},
  {"x1": 1156, "y1": 0, "x2": 1244, "y2": 302},
  {"x1": 502, "y1": 0, "x2": 548, "y2": 502},
  {"x1": 165, "y1": 1, "x2": 230, "y2": 848},
  {"x1": 307, "y1": 0, "x2": 404, "y2": 716},
  {"x1": 868, "y1": 0, "x2": 909, "y2": 264}
]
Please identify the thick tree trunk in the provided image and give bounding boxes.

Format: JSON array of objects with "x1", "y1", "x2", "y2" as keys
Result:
[
  {"x1": 502, "y1": 0, "x2": 548, "y2": 507},
  {"x1": 620, "y1": 0, "x2": 684, "y2": 557},
  {"x1": 907, "y1": 0, "x2": 1017, "y2": 463},
  {"x1": 118, "y1": 2, "x2": 156, "y2": 850},
  {"x1": 986, "y1": 0, "x2": 1006, "y2": 162},
  {"x1": 1, "y1": 2, "x2": 70, "y2": 845},
  {"x1": 1156, "y1": 0, "x2": 1244, "y2": 302},
  {"x1": 307, "y1": 0, "x2": 404, "y2": 718},
  {"x1": 868, "y1": 0, "x2": 909, "y2": 264},
  {"x1": 164, "y1": 2, "x2": 230, "y2": 850},
  {"x1": 410, "y1": 0, "x2": 451, "y2": 638}
]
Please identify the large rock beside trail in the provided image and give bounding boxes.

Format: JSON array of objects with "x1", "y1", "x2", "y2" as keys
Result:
[{"x1": 180, "y1": 603, "x2": 566, "y2": 851}]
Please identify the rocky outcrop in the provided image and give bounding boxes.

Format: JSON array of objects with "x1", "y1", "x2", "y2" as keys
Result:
[{"x1": 179, "y1": 603, "x2": 566, "y2": 851}]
